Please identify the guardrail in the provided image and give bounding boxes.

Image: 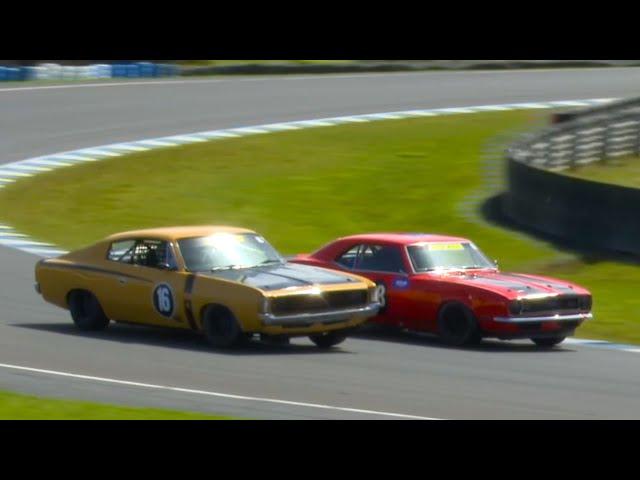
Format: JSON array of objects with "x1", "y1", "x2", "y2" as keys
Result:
[
  {"x1": 502, "y1": 96, "x2": 640, "y2": 256},
  {"x1": 0, "y1": 62, "x2": 180, "y2": 82},
  {"x1": 507, "y1": 97, "x2": 640, "y2": 170}
]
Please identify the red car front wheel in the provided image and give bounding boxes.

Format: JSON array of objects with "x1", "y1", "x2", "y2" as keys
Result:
[
  {"x1": 437, "y1": 303, "x2": 482, "y2": 347},
  {"x1": 531, "y1": 336, "x2": 566, "y2": 348}
]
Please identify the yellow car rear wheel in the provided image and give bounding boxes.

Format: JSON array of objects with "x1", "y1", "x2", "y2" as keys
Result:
[{"x1": 68, "y1": 290, "x2": 110, "y2": 332}]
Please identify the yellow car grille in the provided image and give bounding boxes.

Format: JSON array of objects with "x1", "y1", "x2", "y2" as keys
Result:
[{"x1": 271, "y1": 290, "x2": 369, "y2": 315}]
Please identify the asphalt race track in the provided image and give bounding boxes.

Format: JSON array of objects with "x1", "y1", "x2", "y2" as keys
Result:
[{"x1": 2, "y1": 68, "x2": 640, "y2": 419}]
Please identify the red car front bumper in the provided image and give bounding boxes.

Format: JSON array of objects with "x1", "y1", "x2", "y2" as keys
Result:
[{"x1": 479, "y1": 312, "x2": 593, "y2": 339}]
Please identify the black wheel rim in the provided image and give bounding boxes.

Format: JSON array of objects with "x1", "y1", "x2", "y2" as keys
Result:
[
  {"x1": 210, "y1": 315, "x2": 233, "y2": 338},
  {"x1": 443, "y1": 310, "x2": 470, "y2": 342}
]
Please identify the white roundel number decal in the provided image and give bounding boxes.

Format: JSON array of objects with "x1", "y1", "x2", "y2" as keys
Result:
[
  {"x1": 153, "y1": 284, "x2": 174, "y2": 317},
  {"x1": 376, "y1": 283, "x2": 387, "y2": 309}
]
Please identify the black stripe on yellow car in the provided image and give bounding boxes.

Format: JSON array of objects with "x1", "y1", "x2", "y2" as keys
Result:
[
  {"x1": 184, "y1": 274, "x2": 198, "y2": 331},
  {"x1": 41, "y1": 261, "x2": 153, "y2": 283}
]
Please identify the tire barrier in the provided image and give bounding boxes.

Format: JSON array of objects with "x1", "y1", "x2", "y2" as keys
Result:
[
  {"x1": 0, "y1": 62, "x2": 180, "y2": 82},
  {"x1": 503, "y1": 96, "x2": 640, "y2": 256}
]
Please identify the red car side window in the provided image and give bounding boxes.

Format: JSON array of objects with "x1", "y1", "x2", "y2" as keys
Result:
[
  {"x1": 337, "y1": 243, "x2": 405, "y2": 273},
  {"x1": 336, "y1": 245, "x2": 362, "y2": 269}
]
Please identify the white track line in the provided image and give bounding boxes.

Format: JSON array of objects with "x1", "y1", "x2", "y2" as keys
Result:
[{"x1": 0, "y1": 362, "x2": 438, "y2": 420}]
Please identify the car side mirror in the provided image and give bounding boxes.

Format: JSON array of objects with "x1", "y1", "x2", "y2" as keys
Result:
[{"x1": 158, "y1": 263, "x2": 177, "y2": 271}]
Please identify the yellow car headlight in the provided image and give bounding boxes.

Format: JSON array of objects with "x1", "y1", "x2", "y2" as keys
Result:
[
  {"x1": 370, "y1": 287, "x2": 379, "y2": 303},
  {"x1": 260, "y1": 297, "x2": 271, "y2": 314}
]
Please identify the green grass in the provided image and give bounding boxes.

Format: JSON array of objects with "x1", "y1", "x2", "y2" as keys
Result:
[
  {"x1": 0, "y1": 390, "x2": 236, "y2": 420},
  {"x1": 2, "y1": 110, "x2": 640, "y2": 344},
  {"x1": 563, "y1": 155, "x2": 640, "y2": 187}
]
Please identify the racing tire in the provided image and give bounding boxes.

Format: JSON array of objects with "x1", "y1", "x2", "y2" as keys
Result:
[
  {"x1": 202, "y1": 305, "x2": 245, "y2": 349},
  {"x1": 531, "y1": 336, "x2": 566, "y2": 348},
  {"x1": 309, "y1": 331, "x2": 347, "y2": 349},
  {"x1": 68, "y1": 290, "x2": 110, "y2": 331},
  {"x1": 437, "y1": 303, "x2": 481, "y2": 347}
]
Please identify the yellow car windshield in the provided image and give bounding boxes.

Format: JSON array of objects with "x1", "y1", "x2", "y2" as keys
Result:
[{"x1": 178, "y1": 233, "x2": 284, "y2": 272}]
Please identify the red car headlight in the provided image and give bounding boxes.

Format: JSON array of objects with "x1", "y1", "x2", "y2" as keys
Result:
[
  {"x1": 579, "y1": 295, "x2": 592, "y2": 311},
  {"x1": 508, "y1": 300, "x2": 523, "y2": 316}
]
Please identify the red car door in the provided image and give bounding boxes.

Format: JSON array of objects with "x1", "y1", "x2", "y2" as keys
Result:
[{"x1": 335, "y1": 243, "x2": 413, "y2": 327}]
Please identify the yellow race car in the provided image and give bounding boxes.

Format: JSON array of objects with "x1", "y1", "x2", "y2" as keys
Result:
[{"x1": 35, "y1": 226, "x2": 381, "y2": 349}]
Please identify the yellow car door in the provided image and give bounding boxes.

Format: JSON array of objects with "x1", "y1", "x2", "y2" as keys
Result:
[{"x1": 106, "y1": 238, "x2": 187, "y2": 328}]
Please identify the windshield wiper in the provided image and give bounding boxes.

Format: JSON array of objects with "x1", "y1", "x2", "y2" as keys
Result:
[
  {"x1": 255, "y1": 259, "x2": 284, "y2": 267},
  {"x1": 210, "y1": 265, "x2": 247, "y2": 272}
]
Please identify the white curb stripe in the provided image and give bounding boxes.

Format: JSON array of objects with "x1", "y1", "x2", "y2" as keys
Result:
[
  {"x1": 101, "y1": 145, "x2": 148, "y2": 152},
  {"x1": 393, "y1": 110, "x2": 438, "y2": 117},
  {"x1": 434, "y1": 108, "x2": 477, "y2": 114},
  {"x1": 3, "y1": 164, "x2": 52, "y2": 172},
  {"x1": 0, "y1": 239, "x2": 56, "y2": 247},
  {"x1": 164, "y1": 135, "x2": 208, "y2": 143},
  {"x1": 227, "y1": 128, "x2": 270, "y2": 135},
  {"x1": 0, "y1": 170, "x2": 32, "y2": 178},
  {"x1": 24, "y1": 159, "x2": 74, "y2": 167},
  {"x1": 18, "y1": 247, "x2": 68, "y2": 256},
  {"x1": 136, "y1": 140, "x2": 179, "y2": 147},
  {"x1": 79, "y1": 149, "x2": 121, "y2": 157},
  {"x1": 470, "y1": 105, "x2": 512, "y2": 111},
  {"x1": 259, "y1": 123, "x2": 305, "y2": 131},
  {"x1": 198, "y1": 131, "x2": 241, "y2": 138},
  {"x1": 328, "y1": 116, "x2": 371, "y2": 123},
  {"x1": 290, "y1": 120, "x2": 338, "y2": 127},
  {"x1": 0, "y1": 362, "x2": 438, "y2": 420},
  {"x1": 0, "y1": 232, "x2": 27, "y2": 238},
  {"x1": 508, "y1": 102, "x2": 552, "y2": 109},
  {"x1": 52, "y1": 154, "x2": 96, "y2": 162},
  {"x1": 551, "y1": 100, "x2": 592, "y2": 107}
]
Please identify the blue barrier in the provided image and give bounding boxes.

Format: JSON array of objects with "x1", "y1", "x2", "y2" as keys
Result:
[
  {"x1": 126, "y1": 64, "x2": 139, "y2": 78},
  {"x1": 111, "y1": 64, "x2": 127, "y2": 78},
  {"x1": 96, "y1": 64, "x2": 111, "y2": 78},
  {"x1": 21, "y1": 66, "x2": 36, "y2": 80},
  {"x1": 0, "y1": 62, "x2": 180, "y2": 82},
  {"x1": 6, "y1": 67, "x2": 20, "y2": 81},
  {"x1": 137, "y1": 62, "x2": 156, "y2": 77}
]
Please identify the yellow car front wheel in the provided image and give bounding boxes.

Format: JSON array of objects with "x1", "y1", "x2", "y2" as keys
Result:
[
  {"x1": 202, "y1": 305, "x2": 245, "y2": 349},
  {"x1": 309, "y1": 331, "x2": 347, "y2": 349}
]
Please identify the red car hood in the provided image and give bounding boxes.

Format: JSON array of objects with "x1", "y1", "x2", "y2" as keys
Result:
[{"x1": 415, "y1": 269, "x2": 588, "y2": 299}]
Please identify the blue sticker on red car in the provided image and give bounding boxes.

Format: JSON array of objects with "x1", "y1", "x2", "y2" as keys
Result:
[{"x1": 392, "y1": 277, "x2": 410, "y2": 289}]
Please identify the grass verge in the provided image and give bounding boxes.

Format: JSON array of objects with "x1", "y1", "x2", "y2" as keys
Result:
[
  {"x1": 563, "y1": 155, "x2": 640, "y2": 187},
  {"x1": 2, "y1": 111, "x2": 640, "y2": 344},
  {"x1": 0, "y1": 390, "x2": 236, "y2": 420}
]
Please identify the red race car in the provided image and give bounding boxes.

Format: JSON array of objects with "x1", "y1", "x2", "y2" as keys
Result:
[{"x1": 291, "y1": 233, "x2": 592, "y2": 347}]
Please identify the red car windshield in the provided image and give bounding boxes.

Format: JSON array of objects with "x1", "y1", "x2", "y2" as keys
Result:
[{"x1": 407, "y1": 242, "x2": 495, "y2": 272}]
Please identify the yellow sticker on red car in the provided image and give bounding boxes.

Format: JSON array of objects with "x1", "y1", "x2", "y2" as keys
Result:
[{"x1": 426, "y1": 243, "x2": 465, "y2": 251}]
